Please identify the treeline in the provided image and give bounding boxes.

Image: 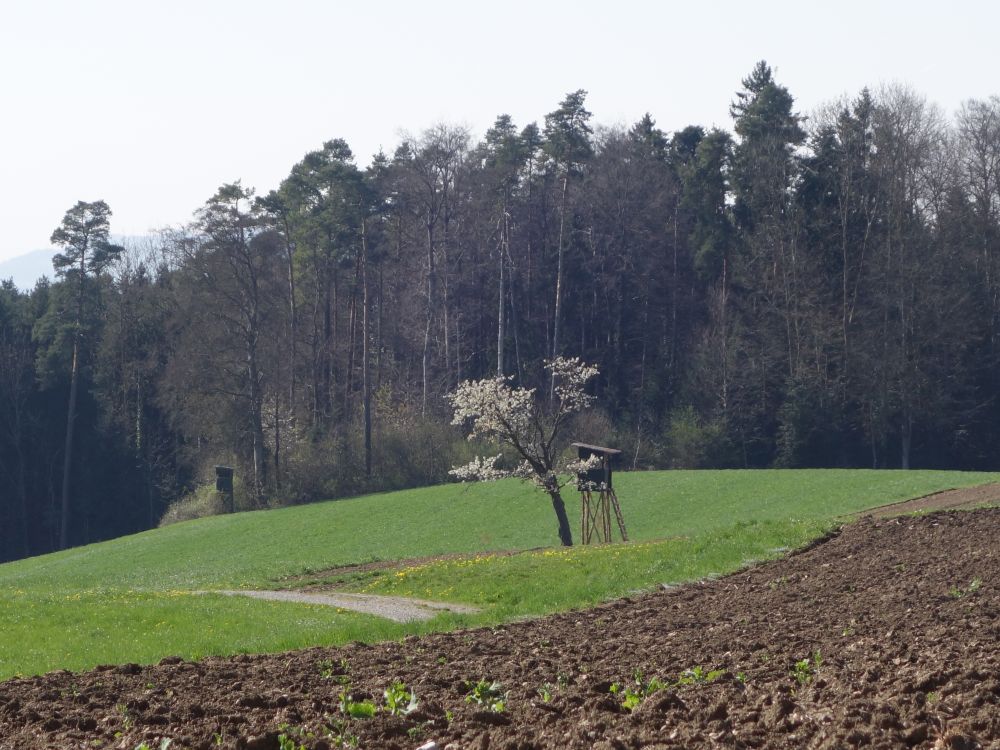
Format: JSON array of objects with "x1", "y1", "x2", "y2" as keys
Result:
[{"x1": 3, "y1": 62, "x2": 1000, "y2": 561}]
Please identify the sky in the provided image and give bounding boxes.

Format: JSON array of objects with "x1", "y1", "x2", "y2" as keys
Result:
[{"x1": 1, "y1": 0, "x2": 998, "y2": 264}]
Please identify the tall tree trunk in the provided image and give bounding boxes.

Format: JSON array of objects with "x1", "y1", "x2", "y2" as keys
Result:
[
  {"x1": 273, "y1": 387, "x2": 281, "y2": 489},
  {"x1": 361, "y1": 218, "x2": 372, "y2": 479},
  {"x1": 282, "y1": 220, "x2": 297, "y2": 413},
  {"x1": 330, "y1": 266, "x2": 339, "y2": 421},
  {"x1": 15, "y1": 440, "x2": 30, "y2": 557},
  {"x1": 309, "y1": 250, "x2": 322, "y2": 428},
  {"x1": 248, "y1": 348, "x2": 267, "y2": 505},
  {"x1": 634, "y1": 300, "x2": 649, "y2": 470},
  {"x1": 509, "y1": 265, "x2": 524, "y2": 381},
  {"x1": 59, "y1": 334, "x2": 80, "y2": 550},
  {"x1": 422, "y1": 218, "x2": 436, "y2": 416},
  {"x1": 901, "y1": 413, "x2": 912, "y2": 469},
  {"x1": 497, "y1": 214, "x2": 506, "y2": 376},
  {"x1": 59, "y1": 260, "x2": 86, "y2": 551},
  {"x1": 345, "y1": 270, "x2": 357, "y2": 413},
  {"x1": 135, "y1": 375, "x2": 155, "y2": 528},
  {"x1": 377, "y1": 265, "x2": 384, "y2": 391},
  {"x1": 322, "y1": 264, "x2": 333, "y2": 425},
  {"x1": 550, "y1": 173, "x2": 570, "y2": 401},
  {"x1": 720, "y1": 256, "x2": 729, "y2": 415},
  {"x1": 442, "y1": 214, "x2": 453, "y2": 389},
  {"x1": 670, "y1": 200, "x2": 679, "y2": 372},
  {"x1": 840, "y1": 185, "x2": 851, "y2": 399}
]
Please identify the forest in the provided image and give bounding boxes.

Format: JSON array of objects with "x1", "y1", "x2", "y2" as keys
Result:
[{"x1": 2, "y1": 61, "x2": 1000, "y2": 562}]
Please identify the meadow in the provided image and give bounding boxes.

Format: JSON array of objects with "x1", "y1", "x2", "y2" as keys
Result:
[{"x1": 1, "y1": 469, "x2": 996, "y2": 680}]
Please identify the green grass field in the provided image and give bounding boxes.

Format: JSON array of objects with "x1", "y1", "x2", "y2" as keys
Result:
[{"x1": 1, "y1": 469, "x2": 996, "y2": 680}]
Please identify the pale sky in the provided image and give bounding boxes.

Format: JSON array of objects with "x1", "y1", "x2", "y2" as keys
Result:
[{"x1": 1, "y1": 0, "x2": 998, "y2": 263}]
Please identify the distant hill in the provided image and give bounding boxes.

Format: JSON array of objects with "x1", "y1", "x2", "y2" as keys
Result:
[
  {"x1": 1, "y1": 235, "x2": 161, "y2": 292},
  {"x1": 0, "y1": 249, "x2": 55, "y2": 291}
]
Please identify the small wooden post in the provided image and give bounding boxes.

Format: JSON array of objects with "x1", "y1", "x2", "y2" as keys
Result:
[{"x1": 215, "y1": 465, "x2": 234, "y2": 513}]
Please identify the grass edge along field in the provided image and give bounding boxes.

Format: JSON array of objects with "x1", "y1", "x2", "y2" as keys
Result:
[{"x1": 1, "y1": 469, "x2": 997, "y2": 680}]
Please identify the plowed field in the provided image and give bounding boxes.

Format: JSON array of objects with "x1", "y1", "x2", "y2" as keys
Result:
[{"x1": 2, "y1": 508, "x2": 998, "y2": 749}]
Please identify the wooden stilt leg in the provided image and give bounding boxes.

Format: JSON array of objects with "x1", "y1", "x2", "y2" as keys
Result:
[{"x1": 610, "y1": 489, "x2": 628, "y2": 541}]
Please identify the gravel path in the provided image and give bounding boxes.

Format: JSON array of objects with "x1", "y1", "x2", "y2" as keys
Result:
[{"x1": 212, "y1": 589, "x2": 480, "y2": 623}]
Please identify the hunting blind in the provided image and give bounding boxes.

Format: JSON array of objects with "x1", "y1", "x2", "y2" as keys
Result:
[{"x1": 572, "y1": 443, "x2": 628, "y2": 544}]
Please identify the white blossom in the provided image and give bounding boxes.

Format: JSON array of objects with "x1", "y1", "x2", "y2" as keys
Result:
[
  {"x1": 448, "y1": 454, "x2": 508, "y2": 482},
  {"x1": 565, "y1": 453, "x2": 605, "y2": 490},
  {"x1": 548, "y1": 356, "x2": 599, "y2": 413},
  {"x1": 564, "y1": 453, "x2": 602, "y2": 477},
  {"x1": 447, "y1": 358, "x2": 599, "y2": 491},
  {"x1": 447, "y1": 376, "x2": 534, "y2": 445}
]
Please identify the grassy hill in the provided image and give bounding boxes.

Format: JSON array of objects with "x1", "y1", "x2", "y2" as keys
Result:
[{"x1": 1, "y1": 469, "x2": 996, "y2": 680}]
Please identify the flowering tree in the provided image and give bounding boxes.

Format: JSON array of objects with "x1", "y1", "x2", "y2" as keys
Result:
[{"x1": 447, "y1": 357, "x2": 600, "y2": 546}]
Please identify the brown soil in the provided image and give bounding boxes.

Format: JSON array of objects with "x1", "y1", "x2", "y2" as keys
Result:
[{"x1": 2, "y1": 508, "x2": 999, "y2": 749}]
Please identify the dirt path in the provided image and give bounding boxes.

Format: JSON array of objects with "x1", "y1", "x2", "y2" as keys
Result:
[
  {"x1": 864, "y1": 481, "x2": 1000, "y2": 517},
  {"x1": 213, "y1": 590, "x2": 480, "y2": 623},
  {"x1": 3, "y1": 507, "x2": 998, "y2": 748}
]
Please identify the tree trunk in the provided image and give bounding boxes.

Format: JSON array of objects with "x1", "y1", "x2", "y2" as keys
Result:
[
  {"x1": 59, "y1": 334, "x2": 80, "y2": 550},
  {"x1": 248, "y1": 348, "x2": 267, "y2": 504},
  {"x1": 422, "y1": 218, "x2": 436, "y2": 416},
  {"x1": 720, "y1": 256, "x2": 729, "y2": 415},
  {"x1": 283, "y1": 220, "x2": 297, "y2": 413},
  {"x1": 549, "y1": 172, "x2": 570, "y2": 401},
  {"x1": 15, "y1": 439, "x2": 30, "y2": 557},
  {"x1": 273, "y1": 387, "x2": 281, "y2": 489},
  {"x1": 634, "y1": 301, "x2": 649, "y2": 470},
  {"x1": 547, "y1": 488, "x2": 574, "y2": 547},
  {"x1": 442, "y1": 217, "x2": 453, "y2": 389},
  {"x1": 509, "y1": 266, "x2": 524, "y2": 381},
  {"x1": 497, "y1": 226, "x2": 505, "y2": 376},
  {"x1": 330, "y1": 265, "x2": 339, "y2": 421},
  {"x1": 901, "y1": 413, "x2": 912, "y2": 470},
  {"x1": 377, "y1": 265, "x2": 384, "y2": 390},
  {"x1": 322, "y1": 264, "x2": 333, "y2": 424},
  {"x1": 136, "y1": 375, "x2": 155, "y2": 527},
  {"x1": 670, "y1": 200, "x2": 679, "y2": 372},
  {"x1": 345, "y1": 276, "x2": 357, "y2": 412},
  {"x1": 362, "y1": 218, "x2": 372, "y2": 479},
  {"x1": 309, "y1": 253, "x2": 322, "y2": 428},
  {"x1": 59, "y1": 259, "x2": 86, "y2": 550}
]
